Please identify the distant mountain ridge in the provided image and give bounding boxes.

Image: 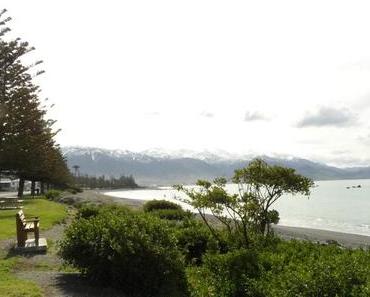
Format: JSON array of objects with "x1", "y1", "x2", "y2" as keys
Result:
[{"x1": 62, "y1": 146, "x2": 370, "y2": 186}]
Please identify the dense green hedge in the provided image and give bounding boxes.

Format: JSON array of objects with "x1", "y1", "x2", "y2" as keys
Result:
[
  {"x1": 149, "y1": 208, "x2": 192, "y2": 221},
  {"x1": 60, "y1": 203, "x2": 370, "y2": 297},
  {"x1": 258, "y1": 241, "x2": 370, "y2": 297},
  {"x1": 59, "y1": 206, "x2": 189, "y2": 297},
  {"x1": 204, "y1": 249, "x2": 261, "y2": 297},
  {"x1": 143, "y1": 199, "x2": 183, "y2": 212},
  {"x1": 188, "y1": 240, "x2": 370, "y2": 297},
  {"x1": 143, "y1": 199, "x2": 192, "y2": 221},
  {"x1": 45, "y1": 189, "x2": 62, "y2": 201},
  {"x1": 175, "y1": 219, "x2": 218, "y2": 265}
]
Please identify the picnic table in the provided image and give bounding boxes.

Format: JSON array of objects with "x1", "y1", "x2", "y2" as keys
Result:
[{"x1": 0, "y1": 196, "x2": 24, "y2": 210}]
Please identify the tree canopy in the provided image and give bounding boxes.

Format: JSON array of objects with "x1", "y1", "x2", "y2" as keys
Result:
[
  {"x1": 0, "y1": 9, "x2": 71, "y2": 195},
  {"x1": 176, "y1": 158, "x2": 314, "y2": 248}
]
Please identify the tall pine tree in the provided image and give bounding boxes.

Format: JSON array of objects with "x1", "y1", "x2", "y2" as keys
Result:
[{"x1": 0, "y1": 9, "x2": 71, "y2": 196}]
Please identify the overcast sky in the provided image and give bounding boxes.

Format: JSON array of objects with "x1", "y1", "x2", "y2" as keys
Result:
[{"x1": 3, "y1": 1, "x2": 370, "y2": 166}]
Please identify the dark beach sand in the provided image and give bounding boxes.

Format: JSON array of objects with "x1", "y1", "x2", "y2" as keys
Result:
[
  {"x1": 66, "y1": 190, "x2": 370, "y2": 249},
  {"x1": 273, "y1": 225, "x2": 370, "y2": 249}
]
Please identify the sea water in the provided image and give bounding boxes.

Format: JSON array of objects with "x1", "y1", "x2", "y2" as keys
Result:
[{"x1": 105, "y1": 179, "x2": 370, "y2": 236}]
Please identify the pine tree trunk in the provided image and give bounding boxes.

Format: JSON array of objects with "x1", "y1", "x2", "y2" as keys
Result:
[
  {"x1": 31, "y1": 180, "x2": 35, "y2": 196},
  {"x1": 17, "y1": 178, "x2": 25, "y2": 198}
]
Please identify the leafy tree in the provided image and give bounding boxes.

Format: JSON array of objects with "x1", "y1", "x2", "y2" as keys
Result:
[
  {"x1": 176, "y1": 178, "x2": 247, "y2": 248},
  {"x1": 232, "y1": 159, "x2": 313, "y2": 234},
  {"x1": 176, "y1": 159, "x2": 313, "y2": 248}
]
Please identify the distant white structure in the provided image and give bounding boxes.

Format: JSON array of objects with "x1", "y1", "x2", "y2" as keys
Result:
[
  {"x1": 0, "y1": 178, "x2": 32, "y2": 192},
  {"x1": 0, "y1": 178, "x2": 18, "y2": 191}
]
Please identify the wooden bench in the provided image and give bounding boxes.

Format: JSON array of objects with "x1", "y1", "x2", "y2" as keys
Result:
[{"x1": 16, "y1": 210, "x2": 40, "y2": 247}]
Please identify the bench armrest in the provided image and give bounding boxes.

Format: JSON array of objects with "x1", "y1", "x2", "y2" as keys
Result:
[{"x1": 25, "y1": 217, "x2": 39, "y2": 222}]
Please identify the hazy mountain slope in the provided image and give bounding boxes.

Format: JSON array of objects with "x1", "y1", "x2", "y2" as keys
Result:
[{"x1": 63, "y1": 147, "x2": 370, "y2": 185}]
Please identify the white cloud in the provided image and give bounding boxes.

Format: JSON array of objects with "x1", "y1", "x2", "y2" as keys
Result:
[
  {"x1": 297, "y1": 107, "x2": 357, "y2": 128},
  {"x1": 200, "y1": 111, "x2": 214, "y2": 118},
  {"x1": 244, "y1": 111, "x2": 269, "y2": 122}
]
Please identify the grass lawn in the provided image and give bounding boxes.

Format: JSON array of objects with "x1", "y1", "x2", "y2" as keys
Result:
[
  {"x1": 0, "y1": 198, "x2": 67, "y2": 297},
  {"x1": 0, "y1": 198, "x2": 67, "y2": 240},
  {"x1": 0, "y1": 258, "x2": 43, "y2": 297}
]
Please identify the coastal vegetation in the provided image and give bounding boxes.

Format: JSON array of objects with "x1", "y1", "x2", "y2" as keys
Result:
[
  {"x1": 175, "y1": 159, "x2": 314, "y2": 248},
  {"x1": 59, "y1": 161, "x2": 370, "y2": 297},
  {"x1": 59, "y1": 205, "x2": 189, "y2": 297},
  {"x1": 60, "y1": 200, "x2": 370, "y2": 297},
  {"x1": 0, "y1": 171, "x2": 368, "y2": 296}
]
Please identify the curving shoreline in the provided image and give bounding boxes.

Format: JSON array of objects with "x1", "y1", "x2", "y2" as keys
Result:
[{"x1": 64, "y1": 190, "x2": 370, "y2": 249}]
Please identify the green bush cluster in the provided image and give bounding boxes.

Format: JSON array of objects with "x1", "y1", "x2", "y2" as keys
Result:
[
  {"x1": 188, "y1": 240, "x2": 370, "y2": 297},
  {"x1": 149, "y1": 208, "x2": 192, "y2": 221},
  {"x1": 60, "y1": 202, "x2": 370, "y2": 297},
  {"x1": 143, "y1": 199, "x2": 183, "y2": 212},
  {"x1": 175, "y1": 219, "x2": 217, "y2": 265},
  {"x1": 67, "y1": 187, "x2": 83, "y2": 194},
  {"x1": 143, "y1": 199, "x2": 192, "y2": 221},
  {"x1": 77, "y1": 204, "x2": 103, "y2": 219},
  {"x1": 59, "y1": 205, "x2": 189, "y2": 297},
  {"x1": 75, "y1": 203, "x2": 130, "y2": 219},
  {"x1": 202, "y1": 249, "x2": 261, "y2": 297},
  {"x1": 257, "y1": 241, "x2": 370, "y2": 297},
  {"x1": 45, "y1": 189, "x2": 62, "y2": 201}
]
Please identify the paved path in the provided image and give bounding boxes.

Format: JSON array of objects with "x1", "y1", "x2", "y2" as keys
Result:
[{"x1": 0, "y1": 191, "x2": 30, "y2": 198}]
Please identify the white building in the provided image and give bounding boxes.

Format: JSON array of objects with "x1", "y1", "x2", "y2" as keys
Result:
[
  {"x1": 0, "y1": 178, "x2": 33, "y2": 192},
  {"x1": 0, "y1": 178, "x2": 18, "y2": 191}
]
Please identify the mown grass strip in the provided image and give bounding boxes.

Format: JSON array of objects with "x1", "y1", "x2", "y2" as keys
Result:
[
  {"x1": 0, "y1": 258, "x2": 43, "y2": 297},
  {"x1": 0, "y1": 198, "x2": 67, "y2": 240}
]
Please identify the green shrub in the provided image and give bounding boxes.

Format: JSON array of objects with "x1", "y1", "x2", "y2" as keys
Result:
[
  {"x1": 149, "y1": 208, "x2": 192, "y2": 221},
  {"x1": 196, "y1": 249, "x2": 261, "y2": 297},
  {"x1": 188, "y1": 239, "x2": 370, "y2": 297},
  {"x1": 143, "y1": 199, "x2": 182, "y2": 212},
  {"x1": 67, "y1": 187, "x2": 83, "y2": 194},
  {"x1": 76, "y1": 204, "x2": 101, "y2": 219},
  {"x1": 59, "y1": 206, "x2": 189, "y2": 297},
  {"x1": 144, "y1": 200, "x2": 192, "y2": 222},
  {"x1": 175, "y1": 219, "x2": 217, "y2": 265},
  {"x1": 76, "y1": 204, "x2": 132, "y2": 219},
  {"x1": 45, "y1": 189, "x2": 62, "y2": 201},
  {"x1": 258, "y1": 240, "x2": 370, "y2": 297}
]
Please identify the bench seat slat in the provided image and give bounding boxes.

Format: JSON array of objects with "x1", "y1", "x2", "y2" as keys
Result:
[{"x1": 25, "y1": 222, "x2": 39, "y2": 230}]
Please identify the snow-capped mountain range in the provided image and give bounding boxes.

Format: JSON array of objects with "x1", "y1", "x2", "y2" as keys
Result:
[
  {"x1": 62, "y1": 146, "x2": 370, "y2": 186},
  {"x1": 62, "y1": 146, "x2": 252, "y2": 162}
]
